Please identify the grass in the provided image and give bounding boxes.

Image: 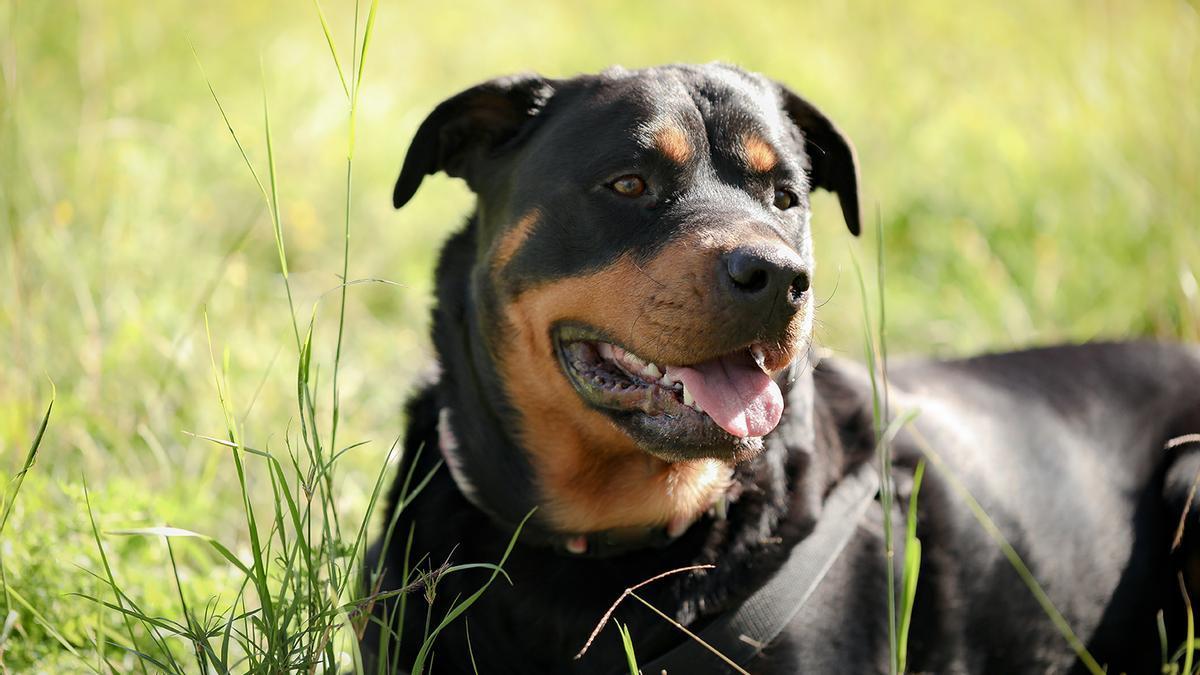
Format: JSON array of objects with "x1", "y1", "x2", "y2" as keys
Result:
[
  {"x1": 5, "y1": 2, "x2": 522, "y2": 671},
  {"x1": 0, "y1": 387, "x2": 54, "y2": 662},
  {"x1": 1, "y1": 0, "x2": 1198, "y2": 672},
  {"x1": 615, "y1": 621, "x2": 639, "y2": 675},
  {"x1": 897, "y1": 458, "x2": 924, "y2": 673}
]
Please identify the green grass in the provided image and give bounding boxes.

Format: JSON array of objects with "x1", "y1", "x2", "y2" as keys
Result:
[
  {"x1": 897, "y1": 458, "x2": 924, "y2": 673},
  {"x1": 1, "y1": 0, "x2": 1198, "y2": 671}
]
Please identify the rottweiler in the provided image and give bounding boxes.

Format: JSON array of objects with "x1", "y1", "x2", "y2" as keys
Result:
[{"x1": 362, "y1": 63, "x2": 1200, "y2": 673}]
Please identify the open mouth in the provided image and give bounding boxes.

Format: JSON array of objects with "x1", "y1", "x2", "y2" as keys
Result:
[{"x1": 554, "y1": 325, "x2": 786, "y2": 459}]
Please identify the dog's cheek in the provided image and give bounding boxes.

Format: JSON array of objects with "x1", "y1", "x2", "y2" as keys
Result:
[
  {"x1": 495, "y1": 288, "x2": 731, "y2": 532},
  {"x1": 491, "y1": 255, "x2": 701, "y2": 458},
  {"x1": 494, "y1": 262, "x2": 651, "y2": 456},
  {"x1": 493, "y1": 266, "x2": 655, "y2": 529}
]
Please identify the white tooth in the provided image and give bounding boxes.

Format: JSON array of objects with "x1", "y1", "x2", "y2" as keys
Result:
[
  {"x1": 597, "y1": 342, "x2": 614, "y2": 360},
  {"x1": 661, "y1": 368, "x2": 680, "y2": 385},
  {"x1": 751, "y1": 345, "x2": 767, "y2": 372},
  {"x1": 643, "y1": 363, "x2": 662, "y2": 379},
  {"x1": 682, "y1": 384, "x2": 695, "y2": 407},
  {"x1": 625, "y1": 352, "x2": 647, "y2": 370}
]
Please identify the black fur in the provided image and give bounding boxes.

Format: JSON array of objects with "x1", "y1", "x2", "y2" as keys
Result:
[{"x1": 363, "y1": 64, "x2": 1200, "y2": 673}]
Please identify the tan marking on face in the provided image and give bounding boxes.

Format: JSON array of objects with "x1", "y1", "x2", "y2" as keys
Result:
[
  {"x1": 743, "y1": 134, "x2": 778, "y2": 173},
  {"x1": 496, "y1": 231, "x2": 808, "y2": 532},
  {"x1": 654, "y1": 125, "x2": 693, "y2": 164},
  {"x1": 490, "y1": 209, "x2": 540, "y2": 275}
]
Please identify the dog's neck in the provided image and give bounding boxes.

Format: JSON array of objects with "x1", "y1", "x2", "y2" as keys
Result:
[
  {"x1": 427, "y1": 218, "x2": 829, "y2": 552},
  {"x1": 427, "y1": 221, "x2": 542, "y2": 531}
]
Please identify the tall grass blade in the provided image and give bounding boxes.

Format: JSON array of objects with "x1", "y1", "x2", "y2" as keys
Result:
[
  {"x1": 188, "y1": 42, "x2": 270, "y2": 208},
  {"x1": 108, "y1": 527, "x2": 252, "y2": 577},
  {"x1": 0, "y1": 383, "x2": 55, "y2": 662},
  {"x1": 164, "y1": 537, "x2": 206, "y2": 671},
  {"x1": 329, "y1": 0, "x2": 378, "y2": 496},
  {"x1": 202, "y1": 311, "x2": 279, "y2": 661},
  {"x1": 1160, "y1": 610, "x2": 1170, "y2": 671},
  {"x1": 0, "y1": 380, "x2": 53, "y2": 538},
  {"x1": 1182, "y1": 574, "x2": 1195, "y2": 675},
  {"x1": 259, "y1": 65, "x2": 303, "y2": 353},
  {"x1": 310, "y1": 0, "x2": 351, "y2": 100},
  {"x1": 616, "y1": 620, "x2": 640, "y2": 675},
  {"x1": 83, "y1": 482, "x2": 152, "y2": 674},
  {"x1": 409, "y1": 510, "x2": 534, "y2": 675},
  {"x1": 850, "y1": 236, "x2": 899, "y2": 673},
  {"x1": 354, "y1": 0, "x2": 380, "y2": 109},
  {"x1": 897, "y1": 458, "x2": 925, "y2": 672}
]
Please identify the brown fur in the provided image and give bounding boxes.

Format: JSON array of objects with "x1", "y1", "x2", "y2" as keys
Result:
[
  {"x1": 490, "y1": 209, "x2": 540, "y2": 275},
  {"x1": 654, "y1": 125, "x2": 693, "y2": 164},
  {"x1": 742, "y1": 134, "x2": 778, "y2": 173},
  {"x1": 495, "y1": 231, "x2": 806, "y2": 532}
]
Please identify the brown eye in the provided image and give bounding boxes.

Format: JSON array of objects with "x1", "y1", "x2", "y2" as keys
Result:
[
  {"x1": 773, "y1": 188, "x2": 798, "y2": 210},
  {"x1": 610, "y1": 175, "x2": 647, "y2": 198}
]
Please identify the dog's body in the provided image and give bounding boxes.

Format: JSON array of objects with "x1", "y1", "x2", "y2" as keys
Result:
[{"x1": 363, "y1": 64, "x2": 1200, "y2": 673}]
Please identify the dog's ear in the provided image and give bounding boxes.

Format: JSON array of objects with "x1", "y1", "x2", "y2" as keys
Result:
[
  {"x1": 777, "y1": 85, "x2": 861, "y2": 236},
  {"x1": 393, "y1": 74, "x2": 555, "y2": 208}
]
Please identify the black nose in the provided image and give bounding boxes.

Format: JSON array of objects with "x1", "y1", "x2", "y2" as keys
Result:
[{"x1": 722, "y1": 246, "x2": 810, "y2": 310}]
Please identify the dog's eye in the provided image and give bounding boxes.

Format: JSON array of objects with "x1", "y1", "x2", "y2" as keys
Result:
[
  {"x1": 773, "y1": 188, "x2": 798, "y2": 210},
  {"x1": 609, "y1": 175, "x2": 647, "y2": 198}
]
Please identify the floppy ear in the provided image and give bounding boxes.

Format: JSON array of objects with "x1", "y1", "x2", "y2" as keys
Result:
[
  {"x1": 777, "y1": 85, "x2": 861, "y2": 236},
  {"x1": 393, "y1": 74, "x2": 555, "y2": 208}
]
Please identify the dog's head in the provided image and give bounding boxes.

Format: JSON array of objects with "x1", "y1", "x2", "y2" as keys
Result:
[{"x1": 396, "y1": 64, "x2": 858, "y2": 533}]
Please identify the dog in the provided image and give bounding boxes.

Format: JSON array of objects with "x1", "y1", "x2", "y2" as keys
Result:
[{"x1": 362, "y1": 63, "x2": 1200, "y2": 673}]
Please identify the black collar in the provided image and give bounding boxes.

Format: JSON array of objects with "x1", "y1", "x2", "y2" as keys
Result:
[{"x1": 640, "y1": 460, "x2": 880, "y2": 671}]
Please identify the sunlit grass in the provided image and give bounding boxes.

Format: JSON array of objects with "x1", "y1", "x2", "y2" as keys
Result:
[{"x1": 4, "y1": 2, "x2": 525, "y2": 671}]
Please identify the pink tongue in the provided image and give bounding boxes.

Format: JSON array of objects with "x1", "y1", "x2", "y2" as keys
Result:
[{"x1": 672, "y1": 353, "x2": 784, "y2": 438}]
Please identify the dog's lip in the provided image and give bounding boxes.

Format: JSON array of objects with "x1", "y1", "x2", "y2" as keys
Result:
[
  {"x1": 552, "y1": 325, "x2": 704, "y2": 416},
  {"x1": 552, "y1": 323, "x2": 786, "y2": 444},
  {"x1": 552, "y1": 324, "x2": 783, "y2": 375}
]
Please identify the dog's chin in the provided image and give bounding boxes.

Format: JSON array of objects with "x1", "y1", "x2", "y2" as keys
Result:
[
  {"x1": 616, "y1": 411, "x2": 767, "y2": 462},
  {"x1": 553, "y1": 324, "x2": 793, "y2": 463}
]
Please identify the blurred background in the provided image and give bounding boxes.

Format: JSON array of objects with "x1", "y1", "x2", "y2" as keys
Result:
[{"x1": 2, "y1": 0, "x2": 1197, "y2": 670}]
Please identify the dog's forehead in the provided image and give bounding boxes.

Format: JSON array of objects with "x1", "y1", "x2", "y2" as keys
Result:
[{"x1": 555, "y1": 65, "x2": 791, "y2": 145}]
